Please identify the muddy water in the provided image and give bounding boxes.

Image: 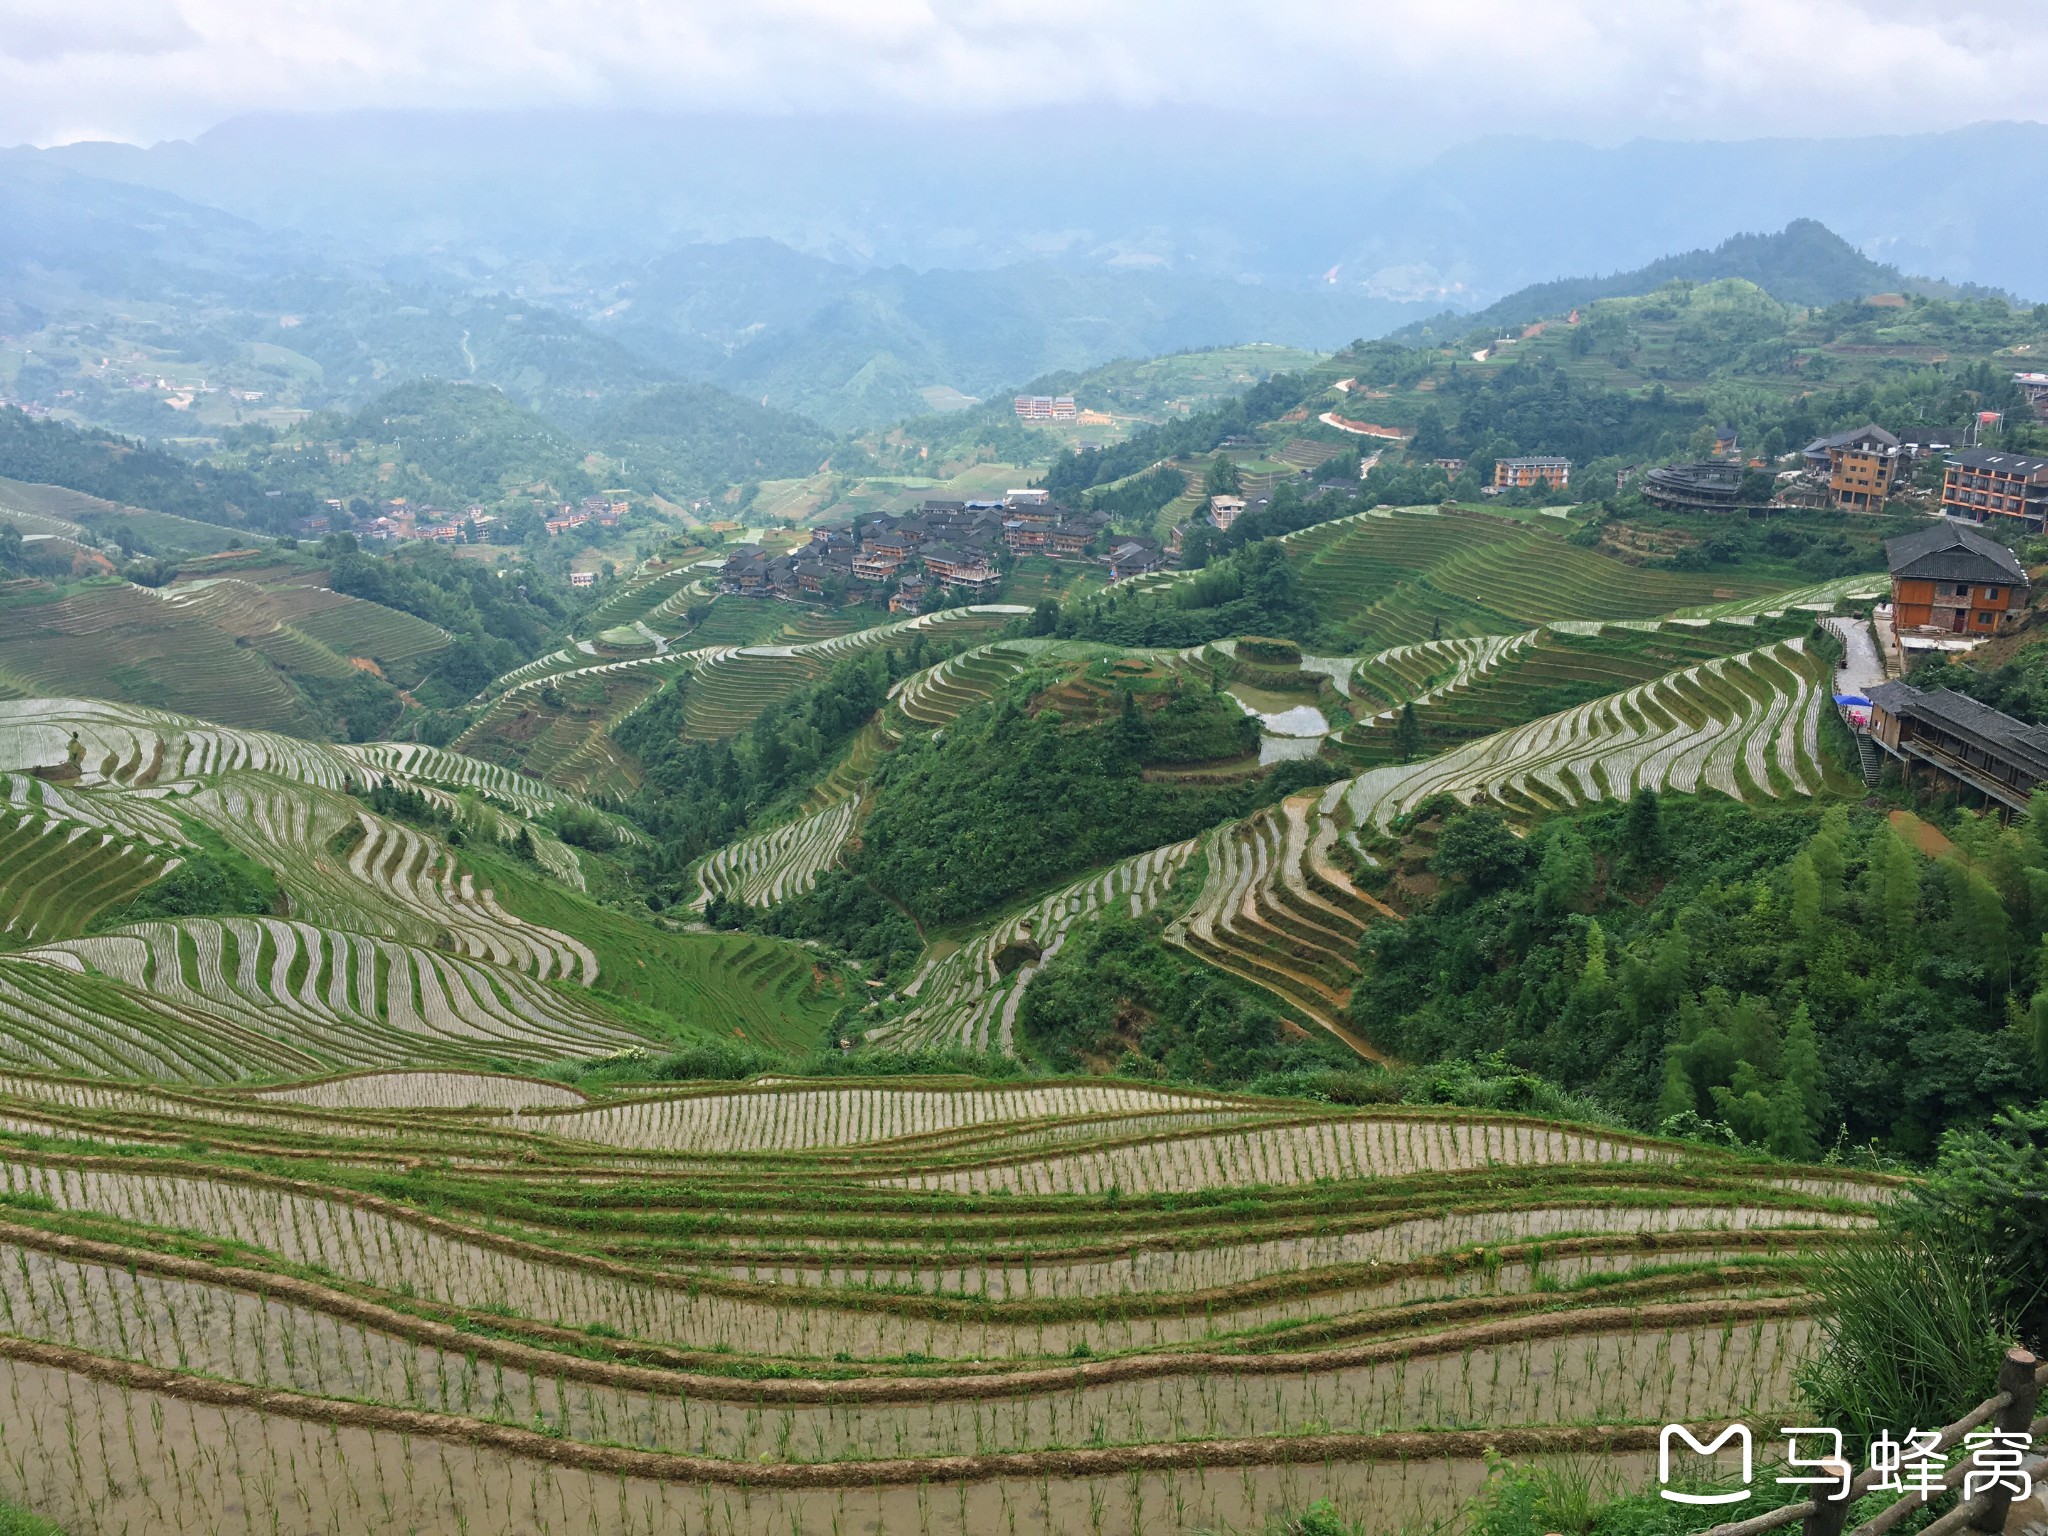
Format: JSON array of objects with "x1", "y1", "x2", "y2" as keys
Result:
[
  {"x1": 0, "y1": 1352, "x2": 1663, "y2": 1534},
  {"x1": 710, "y1": 1205, "x2": 1867, "y2": 1300},
  {"x1": 882, "y1": 1118, "x2": 1673, "y2": 1196},
  {"x1": 0, "y1": 1242, "x2": 1816, "y2": 1460},
  {"x1": 0, "y1": 1162, "x2": 1855, "y2": 1361}
]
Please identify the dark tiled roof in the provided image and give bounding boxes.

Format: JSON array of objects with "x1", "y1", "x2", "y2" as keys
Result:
[
  {"x1": 1808, "y1": 423, "x2": 1899, "y2": 453},
  {"x1": 1947, "y1": 448, "x2": 2048, "y2": 476},
  {"x1": 1885, "y1": 522, "x2": 2029, "y2": 585},
  {"x1": 1870, "y1": 682, "x2": 2048, "y2": 777}
]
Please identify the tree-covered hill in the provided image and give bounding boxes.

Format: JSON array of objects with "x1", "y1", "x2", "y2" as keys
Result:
[
  {"x1": 585, "y1": 382, "x2": 835, "y2": 489},
  {"x1": 1386, "y1": 219, "x2": 1988, "y2": 347}
]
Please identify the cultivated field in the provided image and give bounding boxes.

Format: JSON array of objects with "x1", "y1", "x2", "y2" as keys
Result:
[{"x1": 0, "y1": 1068, "x2": 1884, "y2": 1533}]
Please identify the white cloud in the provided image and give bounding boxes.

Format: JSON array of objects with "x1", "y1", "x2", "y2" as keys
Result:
[
  {"x1": 0, "y1": 0, "x2": 197, "y2": 63},
  {"x1": 1, "y1": 0, "x2": 2044, "y2": 147}
]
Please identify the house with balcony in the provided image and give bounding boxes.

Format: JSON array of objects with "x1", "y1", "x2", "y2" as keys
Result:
[
  {"x1": 1491, "y1": 456, "x2": 1570, "y2": 491},
  {"x1": 1940, "y1": 448, "x2": 2048, "y2": 530},
  {"x1": 1885, "y1": 522, "x2": 2030, "y2": 655},
  {"x1": 1866, "y1": 682, "x2": 2048, "y2": 815}
]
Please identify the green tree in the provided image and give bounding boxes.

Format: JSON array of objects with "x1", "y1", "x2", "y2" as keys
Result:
[
  {"x1": 1534, "y1": 825, "x2": 1595, "y2": 919},
  {"x1": 1789, "y1": 851, "x2": 1823, "y2": 939},
  {"x1": 1768, "y1": 1003, "x2": 1825, "y2": 1159},
  {"x1": 1204, "y1": 454, "x2": 1242, "y2": 497},
  {"x1": 1870, "y1": 823, "x2": 1921, "y2": 955},
  {"x1": 1430, "y1": 808, "x2": 1529, "y2": 893},
  {"x1": 1620, "y1": 786, "x2": 1664, "y2": 881},
  {"x1": 1393, "y1": 701, "x2": 1423, "y2": 763}
]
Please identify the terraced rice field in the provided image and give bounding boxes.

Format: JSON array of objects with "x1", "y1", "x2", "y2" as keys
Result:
[
  {"x1": 18, "y1": 916, "x2": 634, "y2": 1070},
  {"x1": 1151, "y1": 638, "x2": 1844, "y2": 1045},
  {"x1": 454, "y1": 652, "x2": 692, "y2": 795},
  {"x1": 870, "y1": 840, "x2": 1199, "y2": 1053},
  {"x1": 0, "y1": 1070, "x2": 1881, "y2": 1533},
  {"x1": 0, "y1": 582, "x2": 322, "y2": 735},
  {"x1": 1332, "y1": 638, "x2": 1836, "y2": 831},
  {"x1": 1339, "y1": 618, "x2": 1804, "y2": 765},
  {"x1": 286, "y1": 593, "x2": 451, "y2": 676},
  {"x1": 890, "y1": 638, "x2": 1057, "y2": 726},
  {"x1": 1287, "y1": 507, "x2": 1787, "y2": 647},
  {"x1": 692, "y1": 797, "x2": 858, "y2": 911},
  {"x1": 0, "y1": 806, "x2": 175, "y2": 944},
  {"x1": 1166, "y1": 794, "x2": 1393, "y2": 1044},
  {"x1": 683, "y1": 606, "x2": 1030, "y2": 741},
  {"x1": 0, "y1": 698, "x2": 682, "y2": 1078}
]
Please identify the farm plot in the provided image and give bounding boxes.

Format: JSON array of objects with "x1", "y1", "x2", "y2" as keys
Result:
[
  {"x1": 0, "y1": 807, "x2": 172, "y2": 944},
  {"x1": 0, "y1": 582, "x2": 319, "y2": 734},
  {"x1": 0, "y1": 1239, "x2": 1813, "y2": 1458},
  {"x1": 343, "y1": 812, "x2": 598, "y2": 981},
  {"x1": 510, "y1": 1079, "x2": 1235, "y2": 1151},
  {"x1": 1165, "y1": 794, "x2": 1392, "y2": 1044},
  {"x1": 887, "y1": 1114, "x2": 1674, "y2": 1196},
  {"x1": 0, "y1": 1057, "x2": 1875, "y2": 1533},
  {"x1": 890, "y1": 639, "x2": 1057, "y2": 727},
  {"x1": 21, "y1": 915, "x2": 637, "y2": 1067},
  {"x1": 0, "y1": 700, "x2": 615, "y2": 875},
  {"x1": 1330, "y1": 639, "x2": 1834, "y2": 833},
  {"x1": 683, "y1": 606, "x2": 1030, "y2": 741},
  {"x1": 0, "y1": 1148, "x2": 1840, "y2": 1373},
  {"x1": 870, "y1": 839, "x2": 1199, "y2": 1053},
  {"x1": 0, "y1": 1352, "x2": 1655, "y2": 1536},
  {"x1": 1286, "y1": 509, "x2": 1797, "y2": 647},
  {"x1": 1339, "y1": 618, "x2": 1804, "y2": 765},
  {"x1": 287, "y1": 591, "x2": 451, "y2": 679},
  {"x1": 692, "y1": 797, "x2": 858, "y2": 911},
  {"x1": 1345, "y1": 631, "x2": 1534, "y2": 715},
  {"x1": 452, "y1": 652, "x2": 690, "y2": 795},
  {"x1": 157, "y1": 579, "x2": 360, "y2": 682},
  {"x1": 170, "y1": 778, "x2": 598, "y2": 978}
]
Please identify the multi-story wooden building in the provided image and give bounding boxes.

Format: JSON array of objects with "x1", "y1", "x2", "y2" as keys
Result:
[
  {"x1": 1866, "y1": 681, "x2": 2048, "y2": 815},
  {"x1": 1940, "y1": 448, "x2": 2048, "y2": 530},
  {"x1": 1492, "y1": 456, "x2": 1570, "y2": 490},
  {"x1": 1885, "y1": 522, "x2": 2029, "y2": 642},
  {"x1": 1805, "y1": 423, "x2": 1902, "y2": 510}
]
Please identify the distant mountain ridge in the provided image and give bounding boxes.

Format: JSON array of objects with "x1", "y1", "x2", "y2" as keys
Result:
[{"x1": 1386, "y1": 220, "x2": 1993, "y2": 346}]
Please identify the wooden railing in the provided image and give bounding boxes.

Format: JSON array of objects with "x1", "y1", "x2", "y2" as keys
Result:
[{"x1": 1699, "y1": 1349, "x2": 2042, "y2": 1536}]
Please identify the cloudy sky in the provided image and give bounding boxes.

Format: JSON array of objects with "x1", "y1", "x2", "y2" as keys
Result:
[{"x1": 0, "y1": 0, "x2": 2040, "y2": 149}]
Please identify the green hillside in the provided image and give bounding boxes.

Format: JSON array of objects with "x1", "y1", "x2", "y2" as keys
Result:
[{"x1": 1387, "y1": 218, "x2": 1979, "y2": 344}]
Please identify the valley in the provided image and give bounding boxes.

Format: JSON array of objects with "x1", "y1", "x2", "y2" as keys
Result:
[{"x1": 0, "y1": 166, "x2": 2043, "y2": 1535}]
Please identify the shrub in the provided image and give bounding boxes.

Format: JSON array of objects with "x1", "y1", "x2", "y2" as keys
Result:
[{"x1": 1796, "y1": 1230, "x2": 2011, "y2": 1456}]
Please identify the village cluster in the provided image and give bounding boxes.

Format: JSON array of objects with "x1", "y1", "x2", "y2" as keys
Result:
[{"x1": 716, "y1": 490, "x2": 1168, "y2": 612}]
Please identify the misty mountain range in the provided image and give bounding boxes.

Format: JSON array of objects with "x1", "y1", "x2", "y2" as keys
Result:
[{"x1": 3, "y1": 111, "x2": 2046, "y2": 434}]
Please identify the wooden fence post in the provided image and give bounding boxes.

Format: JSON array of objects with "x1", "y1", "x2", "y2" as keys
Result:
[
  {"x1": 1969, "y1": 1347, "x2": 2040, "y2": 1533},
  {"x1": 1802, "y1": 1458, "x2": 1853, "y2": 1536}
]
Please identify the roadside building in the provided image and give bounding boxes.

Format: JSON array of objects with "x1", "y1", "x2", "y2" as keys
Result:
[
  {"x1": 1885, "y1": 521, "x2": 2029, "y2": 647},
  {"x1": 1012, "y1": 396, "x2": 1078, "y2": 421},
  {"x1": 1866, "y1": 682, "x2": 2048, "y2": 815},
  {"x1": 1940, "y1": 447, "x2": 2048, "y2": 530}
]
